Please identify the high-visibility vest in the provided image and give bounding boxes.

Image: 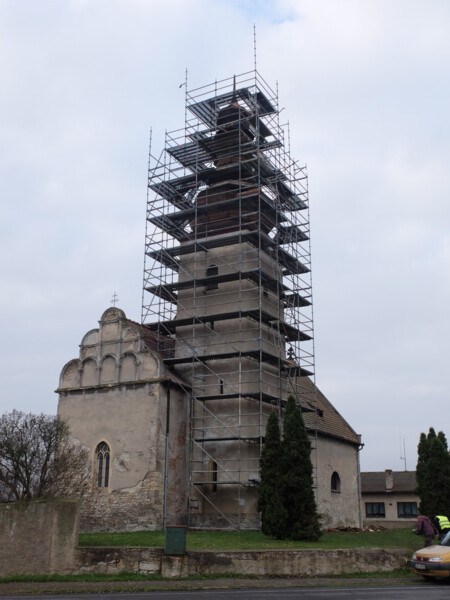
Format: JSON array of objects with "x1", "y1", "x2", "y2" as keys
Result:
[{"x1": 435, "y1": 515, "x2": 450, "y2": 530}]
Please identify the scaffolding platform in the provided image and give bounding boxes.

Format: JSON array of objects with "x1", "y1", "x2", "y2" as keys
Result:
[{"x1": 142, "y1": 68, "x2": 317, "y2": 529}]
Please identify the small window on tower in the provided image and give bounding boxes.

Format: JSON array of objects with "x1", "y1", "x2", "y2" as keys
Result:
[
  {"x1": 219, "y1": 379, "x2": 224, "y2": 395},
  {"x1": 211, "y1": 460, "x2": 218, "y2": 492},
  {"x1": 206, "y1": 265, "x2": 218, "y2": 290}
]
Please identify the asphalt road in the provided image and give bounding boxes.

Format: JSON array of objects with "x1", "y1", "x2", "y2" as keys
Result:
[{"x1": 1, "y1": 583, "x2": 450, "y2": 600}]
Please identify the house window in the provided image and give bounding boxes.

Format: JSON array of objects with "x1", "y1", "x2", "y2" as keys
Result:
[
  {"x1": 365, "y1": 502, "x2": 385, "y2": 518},
  {"x1": 206, "y1": 265, "x2": 218, "y2": 290},
  {"x1": 96, "y1": 442, "x2": 110, "y2": 488},
  {"x1": 397, "y1": 502, "x2": 418, "y2": 518},
  {"x1": 331, "y1": 471, "x2": 341, "y2": 493}
]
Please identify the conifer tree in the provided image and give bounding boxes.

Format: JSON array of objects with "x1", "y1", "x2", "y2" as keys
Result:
[
  {"x1": 257, "y1": 410, "x2": 287, "y2": 537},
  {"x1": 416, "y1": 427, "x2": 450, "y2": 518},
  {"x1": 437, "y1": 431, "x2": 448, "y2": 450},
  {"x1": 424, "y1": 437, "x2": 450, "y2": 517},
  {"x1": 280, "y1": 395, "x2": 321, "y2": 541},
  {"x1": 416, "y1": 431, "x2": 430, "y2": 505}
]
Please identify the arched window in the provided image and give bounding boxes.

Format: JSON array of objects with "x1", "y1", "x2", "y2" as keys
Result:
[
  {"x1": 206, "y1": 265, "x2": 218, "y2": 290},
  {"x1": 331, "y1": 471, "x2": 341, "y2": 493},
  {"x1": 96, "y1": 442, "x2": 110, "y2": 488}
]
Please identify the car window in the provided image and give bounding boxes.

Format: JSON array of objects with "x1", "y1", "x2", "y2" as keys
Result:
[{"x1": 440, "y1": 531, "x2": 450, "y2": 546}]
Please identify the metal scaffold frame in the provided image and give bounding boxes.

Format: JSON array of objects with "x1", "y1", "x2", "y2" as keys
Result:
[{"x1": 142, "y1": 69, "x2": 317, "y2": 529}]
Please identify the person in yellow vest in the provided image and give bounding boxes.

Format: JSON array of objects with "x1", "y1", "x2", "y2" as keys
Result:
[{"x1": 433, "y1": 515, "x2": 450, "y2": 541}]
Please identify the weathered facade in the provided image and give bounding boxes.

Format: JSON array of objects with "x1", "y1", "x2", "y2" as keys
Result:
[
  {"x1": 57, "y1": 69, "x2": 362, "y2": 532},
  {"x1": 304, "y1": 381, "x2": 362, "y2": 528},
  {"x1": 57, "y1": 307, "x2": 189, "y2": 531},
  {"x1": 57, "y1": 307, "x2": 361, "y2": 531}
]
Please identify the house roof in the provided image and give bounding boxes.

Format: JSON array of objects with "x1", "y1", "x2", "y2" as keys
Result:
[
  {"x1": 361, "y1": 470, "x2": 417, "y2": 494},
  {"x1": 300, "y1": 377, "x2": 362, "y2": 446}
]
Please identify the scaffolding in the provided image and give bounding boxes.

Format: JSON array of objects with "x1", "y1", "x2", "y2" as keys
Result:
[{"x1": 142, "y1": 69, "x2": 316, "y2": 529}]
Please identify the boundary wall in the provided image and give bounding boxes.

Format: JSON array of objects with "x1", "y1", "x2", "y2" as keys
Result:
[
  {"x1": 76, "y1": 547, "x2": 408, "y2": 577},
  {"x1": 0, "y1": 498, "x2": 79, "y2": 576},
  {"x1": 0, "y1": 499, "x2": 409, "y2": 578}
]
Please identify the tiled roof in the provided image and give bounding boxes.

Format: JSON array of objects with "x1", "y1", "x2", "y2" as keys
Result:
[
  {"x1": 126, "y1": 318, "x2": 187, "y2": 389},
  {"x1": 361, "y1": 470, "x2": 417, "y2": 493},
  {"x1": 300, "y1": 377, "x2": 361, "y2": 446}
]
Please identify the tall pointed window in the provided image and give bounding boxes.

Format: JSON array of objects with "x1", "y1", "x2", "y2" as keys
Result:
[{"x1": 96, "y1": 442, "x2": 110, "y2": 488}]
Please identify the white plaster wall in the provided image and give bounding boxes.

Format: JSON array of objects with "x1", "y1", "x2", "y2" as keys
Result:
[
  {"x1": 58, "y1": 383, "x2": 163, "y2": 491},
  {"x1": 314, "y1": 435, "x2": 361, "y2": 528}
]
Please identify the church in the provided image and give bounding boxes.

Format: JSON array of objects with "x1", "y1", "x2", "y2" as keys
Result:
[{"x1": 57, "y1": 69, "x2": 362, "y2": 532}]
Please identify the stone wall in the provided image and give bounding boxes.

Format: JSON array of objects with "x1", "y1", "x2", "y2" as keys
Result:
[
  {"x1": 0, "y1": 497, "x2": 409, "y2": 578},
  {"x1": 79, "y1": 473, "x2": 164, "y2": 532},
  {"x1": 75, "y1": 546, "x2": 409, "y2": 577},
  {"x1": 0, "y1": 499, "x2": 79, "y2": 576}
]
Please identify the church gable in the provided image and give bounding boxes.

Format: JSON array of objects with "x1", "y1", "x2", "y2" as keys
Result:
[
  {"x1": 100, "y1": 355, "x2": 116, "y2": 384},
  {"x1": 119, "y1": 353, "x2": 137, "y2": 382},
  {"x1": 58, "y1": 307, "x2": 164, "y2": 391},
  {"x1": 81, "y1": 358, "x2": 97, "y2": 387},
  {"x1": 56, "y1": 307, "x2": 190, "y2": 533},
  {"x1": 59, "y1": 359, "x2": 80, "y2": 388}
]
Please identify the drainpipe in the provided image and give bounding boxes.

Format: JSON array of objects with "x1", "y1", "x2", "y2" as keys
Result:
[
  {"x1": 357, "y1": 442, "x2": 364, "y2": 528},
  {"x1": 163, "y1": 385, "x2": 171, "y2": 531}
]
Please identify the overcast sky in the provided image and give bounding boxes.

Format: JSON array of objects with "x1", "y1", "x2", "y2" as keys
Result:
[{"x1": 1, "y1": 0, "x2": 449, "y2": 473}]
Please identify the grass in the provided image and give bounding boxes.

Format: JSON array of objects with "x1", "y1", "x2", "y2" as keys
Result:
[
  {"x1": 0, "y1": 529, "x2": 420, "y2": 585},
  {"x1": 79, "y1": 527, "x2": 421, "y2": 552}
]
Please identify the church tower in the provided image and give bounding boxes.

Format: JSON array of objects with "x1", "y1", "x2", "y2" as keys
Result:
[{"x1": 142, "y1": 70, "x2": 316, "y2": 528}]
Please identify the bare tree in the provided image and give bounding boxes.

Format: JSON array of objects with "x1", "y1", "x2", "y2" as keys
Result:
[{"x1": 0, "y1": 410, "x2": 90, "y2": 501}]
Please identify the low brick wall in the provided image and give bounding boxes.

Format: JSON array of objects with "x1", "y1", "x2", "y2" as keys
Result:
[
  {"x1": 0, "y1": 499, "x2": 80, "y2": 576},
  {"x1": 75, "y1": 546, "x2": 409, "y2": 578}
]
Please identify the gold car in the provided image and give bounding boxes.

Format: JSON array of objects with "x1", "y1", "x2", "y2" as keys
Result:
[{"x1": 410, "y1": 531, "x2": 450, "y2": 579}]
